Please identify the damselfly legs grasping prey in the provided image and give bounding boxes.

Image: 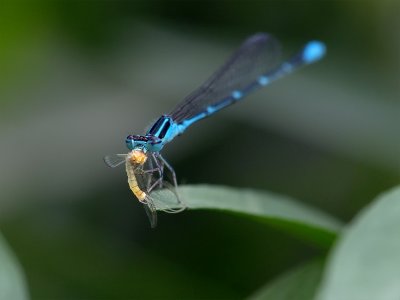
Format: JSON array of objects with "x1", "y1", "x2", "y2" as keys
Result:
[
  {"x1": 104, "y1": 150, "x2": 184, "y2": 228},
  {"x1": 104, "y1": 33, "x2": 326, "y2": 227}
]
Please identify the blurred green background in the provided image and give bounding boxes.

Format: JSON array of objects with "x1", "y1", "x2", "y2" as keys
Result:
[{"x1": 1, "y1": 1, "x2": 399, "y2": 299}]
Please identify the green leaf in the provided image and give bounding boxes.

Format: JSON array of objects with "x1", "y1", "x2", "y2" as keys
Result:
[
  {"x1": 316, "y1": 186, "x2": 400, "y2": 300},
  {"x1": 154, "y1": 184, "x2": 343, "y2": 247},
  {"x1": 248, "y1": 259, "x2": 324, "y2": 300},
  {"x1": 0, "y1": 232, "x2": 29, "y2": 300}
]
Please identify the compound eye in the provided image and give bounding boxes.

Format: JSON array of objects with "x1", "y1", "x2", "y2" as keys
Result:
[{"x1": 125, "y1": 135, "x2": 136, "y2": 150}]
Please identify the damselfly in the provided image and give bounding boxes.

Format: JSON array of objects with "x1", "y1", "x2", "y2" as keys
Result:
[{"x1": 104, "y1": 33, "x2": 326, "y2": 227}]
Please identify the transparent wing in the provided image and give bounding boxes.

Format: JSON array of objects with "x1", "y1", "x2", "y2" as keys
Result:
[
  {"x1": 170, "y1": 33, "x2": 281, "y2": 123},
  {"x1": 143, "y1": 199, "x2": 157, "y2": 228},
  {"x1": 149, "y1": 181, "x2": 186, "y2": 214},
  {"x1": 136, "y1": 154, "x2": 186, "y2": 216},
  {"x1": 104, "y1": 154, "x2": 127, "y2": 168}
]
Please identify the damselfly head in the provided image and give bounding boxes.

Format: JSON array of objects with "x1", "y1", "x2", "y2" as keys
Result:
[
  {"x1": 126, "y1": 135, "x2": 147, "y2": 150},
  {"x1": 126, "y1": 134, "x2": 162, "y2": 152},
  {"x1": 128, "y1": 149, "x2": 148, "y2": 165}
]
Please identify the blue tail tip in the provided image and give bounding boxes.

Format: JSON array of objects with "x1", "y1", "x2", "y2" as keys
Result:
[{"x1": 302, "y1": 41, "x2": 326, "y2": 63}]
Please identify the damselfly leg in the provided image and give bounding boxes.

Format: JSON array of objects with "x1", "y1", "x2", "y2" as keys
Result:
[
  {"x1": 152, "y1": 153, "x2": 186, "y2": 213},
  {"x1": 135, "y1": 153, "x2": 185, "y2": 214}
]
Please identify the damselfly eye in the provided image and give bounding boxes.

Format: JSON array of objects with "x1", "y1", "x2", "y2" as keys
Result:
[{"x1": 126, "y1": 135, "x2": 136, "y2": 150}]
